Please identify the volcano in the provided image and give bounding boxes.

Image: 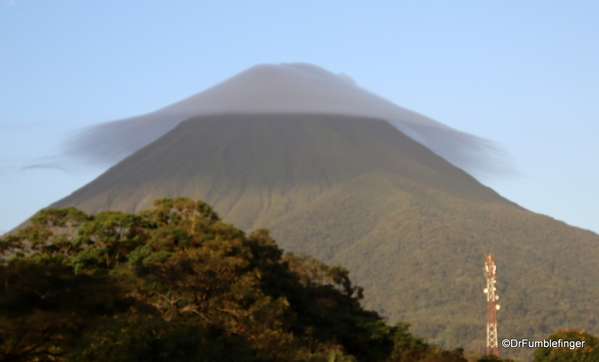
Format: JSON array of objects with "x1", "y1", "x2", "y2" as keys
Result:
[{"x1": 38, "y1": 64, "x2": 599, "y2": 357}]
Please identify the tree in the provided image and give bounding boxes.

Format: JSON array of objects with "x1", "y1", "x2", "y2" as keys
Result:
[
  {"x1": 69, "y1": 211, "x2": 148, "y2": 273},
  {"x1": 0, "y1": 260, "x2": 137, "y2": 362},
  {"x1": 0, "y1": 208, "x2": 88, "y2": 263},
  {"x1": 1, "y1": 197, "x2": 477, "y2": 362},
  {"x1": 533, "y1": 329, "x2": 599, "y2": 362},
  {"x1": 69, "y1": 317, "x2": 260, "y2": 362}
]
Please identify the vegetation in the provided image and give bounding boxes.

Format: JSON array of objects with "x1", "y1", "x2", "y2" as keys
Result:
[
  {"x1": 1, "y1": 197, "x2": 472, "y2": 362},
  {"x1": 533, "y1": 329, "x2": 599, "y2": 362},
  {"x1": 41, "y1": 115, "x2": 599, "y2": 360}
]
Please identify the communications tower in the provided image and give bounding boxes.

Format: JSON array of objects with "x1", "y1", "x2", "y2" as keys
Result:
[{"x1": 484, "y1": 255, "x2": 500, "y2": 357}]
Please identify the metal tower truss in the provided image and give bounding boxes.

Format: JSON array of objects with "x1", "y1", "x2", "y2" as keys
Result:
[{"x1": 484, "y1": 255, "x2": 500, "y2": 357}]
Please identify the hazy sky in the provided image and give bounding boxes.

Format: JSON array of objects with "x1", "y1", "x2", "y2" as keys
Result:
[{"x1": 1, "y1": 1, "x2": 598, "y2": 234}]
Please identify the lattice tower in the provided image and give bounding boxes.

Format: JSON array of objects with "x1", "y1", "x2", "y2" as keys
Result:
[{"x1": 484, "y1": 255, "x2": 500, "y2": 357}]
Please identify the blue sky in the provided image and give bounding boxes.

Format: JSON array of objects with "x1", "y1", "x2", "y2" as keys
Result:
[{"x1": 1, "y1": 1, "x2": 598, "y2": 234}]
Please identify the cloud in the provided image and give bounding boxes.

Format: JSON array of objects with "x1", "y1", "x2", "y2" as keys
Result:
[
  {"x1": 389, "y1": 121, "x2": 514, "y2": 177},
  {"x1": 21, "y1": 164, "x2": 70, "y2": 173},
  {"x1": 337, "y1": 72, "x2": 356, "y2": 85},
  {"x1": 19, "y1": 153, "x2": 84, "y2": 175},
  {"x1": 57, "y1": 62, "x2": 512, "y2": 177}
]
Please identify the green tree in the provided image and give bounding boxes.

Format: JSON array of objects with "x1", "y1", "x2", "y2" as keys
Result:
[
  {"x1": 1, "y1": 197, "x2": 479, "y2": 362},
  {"x1": 534, "y1": 329, "x2": 599, "y2": 362},
  {"x1": 280, "y1": 252, "x2": 396, "y2": 361},
  {"x1": 69, "y1": 211, "x2": 148, "y2": 273},
  {"x1": 0, "y1": 208, "x2": 88, "y2": 263}
]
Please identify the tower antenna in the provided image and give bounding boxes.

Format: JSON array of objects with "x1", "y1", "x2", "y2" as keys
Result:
[{"x1": 484, "y1": 255, "x2": 500, "y2": 357}]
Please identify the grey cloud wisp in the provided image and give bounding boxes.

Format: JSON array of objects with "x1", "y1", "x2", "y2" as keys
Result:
[{"x1": 63, "y1": 63, "x2": 509, "y2": 176}]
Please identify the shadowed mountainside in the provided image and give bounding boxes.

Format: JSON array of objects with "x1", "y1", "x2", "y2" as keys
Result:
[
  {"x1": 52, "y1": 113, "x2": 513, "y2": 223},
  {"x1": 47, "y1": 113, "x2": 599, "y2": 358}
]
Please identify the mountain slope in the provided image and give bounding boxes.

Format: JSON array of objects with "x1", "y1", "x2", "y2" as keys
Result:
[
  {"x1": 53, "y1": 113, "x2": 512, "y2": 228},
  {"x1": 267, "y1": 173, "x2": 599, "y2": 354},
  {"x1": 47, "y1": 113, "x2": 599, "y2": 358}
]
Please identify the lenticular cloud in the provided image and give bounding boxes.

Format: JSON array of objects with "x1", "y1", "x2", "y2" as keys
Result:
[{"x1": 63, "y1": 62, "x2": 508, "y2": 176}]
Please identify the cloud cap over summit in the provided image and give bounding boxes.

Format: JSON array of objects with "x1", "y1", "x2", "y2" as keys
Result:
[{"x1": 64, "y1": 63, "x2": 508, "y2": 176}]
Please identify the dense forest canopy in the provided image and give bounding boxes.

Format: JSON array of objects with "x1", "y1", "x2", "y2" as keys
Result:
[{"x1": 1, "y1": 198, "x2": 595, "y2": 361}]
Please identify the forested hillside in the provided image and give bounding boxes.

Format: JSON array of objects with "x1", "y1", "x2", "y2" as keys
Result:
[
  {"x1": 1, "y1": 197, "x2": 474, "y2": 362},
  {"x1": 36, "y1": 114, "x2": 599, "y2": 358}
]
